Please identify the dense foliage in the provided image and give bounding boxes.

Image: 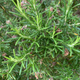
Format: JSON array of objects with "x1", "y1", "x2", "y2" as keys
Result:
[{"x1": 0, "y1": 0, "x2": 80, "y2": 80}]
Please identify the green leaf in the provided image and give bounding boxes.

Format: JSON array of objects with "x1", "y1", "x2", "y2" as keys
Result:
[
  {"x1": 15, "y1": 37, "x2": 21, "y2": 46},
  {"x1": 9, "y1": 62, "x2": 17, "y2": 73}
]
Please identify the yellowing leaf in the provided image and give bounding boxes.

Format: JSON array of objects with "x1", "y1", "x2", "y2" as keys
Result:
[{"x1": 74, "y1": 33, "x2": 78, "y2": 35}]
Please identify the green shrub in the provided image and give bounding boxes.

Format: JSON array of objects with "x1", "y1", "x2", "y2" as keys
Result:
[{"x1": 0, "y1": 0, "x2": 80, "y2": 80}]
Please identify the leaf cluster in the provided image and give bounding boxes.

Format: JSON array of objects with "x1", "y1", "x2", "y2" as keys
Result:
[{"x1": 0, "y1": 0, "x2": 80, "y2": 80}]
